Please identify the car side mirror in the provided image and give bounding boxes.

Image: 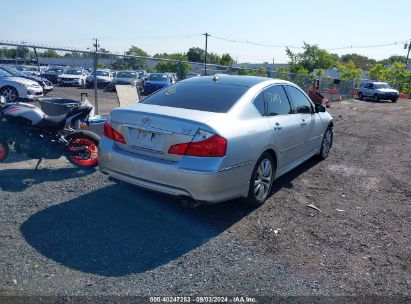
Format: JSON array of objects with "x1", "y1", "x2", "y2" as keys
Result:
[{"x1": 315, "y1": 104, "x2": 326, "y2": 113}]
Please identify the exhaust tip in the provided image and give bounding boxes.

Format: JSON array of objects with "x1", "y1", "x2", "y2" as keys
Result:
[{"x1": 179, "y1": 198, "x2": 201, "y2": 209}]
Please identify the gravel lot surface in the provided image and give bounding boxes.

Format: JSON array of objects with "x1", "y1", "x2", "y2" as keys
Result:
[
  {"x1": 45, "y1": 85, "x2": 136, "y2": 115},
  {"x1": 0, "y1": 98, "x2": 410, "y2": 298}
]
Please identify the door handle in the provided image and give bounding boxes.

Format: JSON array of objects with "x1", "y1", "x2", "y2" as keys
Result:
[
  {"x1": 301, "y1": 119, "x2": 307, "y2": 126},
  {"x1": 273, "y1": 122, "x2": 283, "y2": 131}
]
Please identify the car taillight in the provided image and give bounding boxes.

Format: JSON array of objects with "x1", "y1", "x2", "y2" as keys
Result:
[
  {"x1": 168, "y1": 129, "x2": 227, "y2": 157},
  {"x1": 103, "y1": 121, "x2": 126, "y2": 144}
]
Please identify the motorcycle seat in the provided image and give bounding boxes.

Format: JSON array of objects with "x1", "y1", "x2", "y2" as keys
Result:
[{"x1": 38, "y1": 114, "x2": 67, "y2": 128}]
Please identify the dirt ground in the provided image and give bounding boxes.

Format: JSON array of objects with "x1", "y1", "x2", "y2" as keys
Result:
[{"x1": 0, "y1": 98, "x2": 410, "y2": 299}]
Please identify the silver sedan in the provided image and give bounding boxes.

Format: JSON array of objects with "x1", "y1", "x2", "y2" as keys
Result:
[{"x1": 99, "y1": 75, "x2": 333, "y2": 206}]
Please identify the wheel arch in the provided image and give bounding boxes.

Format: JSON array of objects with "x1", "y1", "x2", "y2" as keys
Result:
[{"x1": 262, "y1": 148, "x2": 278, "y2": 175}]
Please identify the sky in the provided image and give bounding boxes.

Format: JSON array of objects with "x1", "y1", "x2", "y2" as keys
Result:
[{"x1": 1, "y1": 0, "x2": 410, "y2": 63}]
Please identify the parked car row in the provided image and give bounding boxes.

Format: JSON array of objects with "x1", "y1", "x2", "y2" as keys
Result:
[
  {"x1": 143, "y1": 73, "x2": 175, "y2": 95},
  {"x1": 0, "y1": 66, "x2": 46, "y2": 102},
  {"x1": 0, "y1": 65, "x2": 53, "y2": 94},
  {"x1": 57, "y1": 68, "x2": 89, "y2": 87},
  {"x1": 41, "y1": 67, "x2": 65, "y2": 83},
  {"x1": 108, "y1": 70, "x2": 145, "y2": 92}
]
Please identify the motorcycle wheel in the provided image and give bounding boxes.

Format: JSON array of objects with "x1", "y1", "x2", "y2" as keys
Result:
[
  {"x1": 66, "y1": 130, "x2": 100, "y2": 169},
  {"x1": 0, "y1": 137, "x2": 9, "y2": 162}
]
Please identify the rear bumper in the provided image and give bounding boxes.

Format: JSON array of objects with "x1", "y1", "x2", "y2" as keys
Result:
[{"x1": 98, "y1": 137, "x2": 252, "y2": 203}]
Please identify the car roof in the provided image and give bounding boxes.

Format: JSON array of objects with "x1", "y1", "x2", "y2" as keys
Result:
[
  {"x1": 182, "y1": 74, "x2": 284, "y2": 87},
  {"x1": 363, "y1": 81, "x2": 387, "y2": 84}
]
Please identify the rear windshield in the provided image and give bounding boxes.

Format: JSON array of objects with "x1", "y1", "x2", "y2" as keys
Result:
[
  {"x1": 147, "y1": 74, "x2": 168, "y2": 81},
  {"x1": 117, "y1": 71, "x2": 137, "y2": 78},
  {"x1": 141, "y1": 82, "x2": 248, "y2": 113}
]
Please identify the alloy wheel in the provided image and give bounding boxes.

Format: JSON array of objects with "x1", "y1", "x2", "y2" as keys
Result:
[
  {"x1": 254, "y1": 158, "x2": 273, "y2": 201},
  {"x1": 1, "y1": 87, "x2": 18, "y2": 102}
]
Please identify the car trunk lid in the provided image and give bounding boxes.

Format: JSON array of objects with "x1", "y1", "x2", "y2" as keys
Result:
[{"x1": 110, "y1": 104, "x2": 222, "y2": 161}]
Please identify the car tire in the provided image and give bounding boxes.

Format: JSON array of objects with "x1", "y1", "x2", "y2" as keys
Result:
[
  {"x1": 358, "y1": 92, "x2": 363, "y2": 100},
  {"x1": 392, "y1": 98, "x2": 398, "y2": 103},
  {"x1": 0, "y1": 86, "x2": 19, "y2": 102},
  {"x1": 317, "y1": 127, "x2": 333, "y2": 160},
  {"x1": 243, "y1": 152, "x2": 275, "y2": 207},
  {"x1": 373, "y1": 94, "x2": 380, "y2": 102}
]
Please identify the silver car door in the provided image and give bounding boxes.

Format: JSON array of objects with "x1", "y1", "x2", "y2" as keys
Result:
[
  {"x1": 284, "y1": 85, "x2": 318, "y2": 158},
  {"x1": 262, "y1": 85, "x2": 304, "y2": 171},
  {"x1": 365, "y1": 83, "x2": 372, "y2": 96}
]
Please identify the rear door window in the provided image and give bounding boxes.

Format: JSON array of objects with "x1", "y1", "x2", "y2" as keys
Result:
[
  {"x1": 263, "y1": 85, "x2": 292, "y2": 116},
  {"x1": 141, "y1": 82, "x2": 248, "y2": 113}
]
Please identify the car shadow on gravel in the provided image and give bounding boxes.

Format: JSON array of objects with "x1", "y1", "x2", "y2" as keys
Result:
[
  {"x1": 0, "y1": 167, "x2": 94, "y2": 192},
  {"x1": 20, "y1": 157, "x2": 320, "y2": 277},
  {"x1": 20, "y1": 182, "x2": 254, "y2": 277}
]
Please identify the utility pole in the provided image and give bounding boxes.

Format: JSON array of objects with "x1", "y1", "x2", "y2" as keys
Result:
[
  {"x1": 405, "y1": 40, "x2": 411, "y2": 69},
  {"x1": 203, "y1": 33, "x2": 210, "y2": 76},
  {"x1": 93, "y1": 38, "x2": 99, "y2": 115},
  {"x1": 33, "y1": 47, "x2": 40, "y2": 74}
]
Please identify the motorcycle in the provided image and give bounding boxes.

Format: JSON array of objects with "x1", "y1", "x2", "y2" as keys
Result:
[{"x1": 0, "y1": 96, "x2": 100, "y2": 169}]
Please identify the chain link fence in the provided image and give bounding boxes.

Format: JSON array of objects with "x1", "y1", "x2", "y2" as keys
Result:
[{"x1": 1, "y1": 41, "x2": 399, "y2": 117}]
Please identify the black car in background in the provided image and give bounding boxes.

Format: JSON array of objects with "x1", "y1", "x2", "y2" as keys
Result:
[
  {"x1": 0, "y1": 65, "x2": 54, "y2": 94},
  {"x1": 40, "y1": 67, "x2": 64, "y2": 84}
]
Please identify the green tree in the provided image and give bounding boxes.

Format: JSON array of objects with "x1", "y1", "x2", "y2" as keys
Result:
[
  {"x1": 40, "y1": 49, "x2": 60, "y2": 58},
  {"x1": 386, "y1": 62, "x2": 407, "y2": 91},
  {"x1": 340, "y1": 53, "x2": 376, "y2": 70},
  {"x1": 293, "y1": 66, "x2": 312, "y2": 89},
  {"x1": 98, "y1": 47, "x2": 111, "y2": 59},
  {"x1": 338, "y1": 60, "x2": 362, "y2": 80},
  {"x1": 402, "y1": 70, "x2": 411, "y2": 94},
  {"x1": 126, "y1": 46, "x2": 148, "y2": 57},
  {"x1": 186, "y1": 47, "x2": 222, "y2": 65},
  {"x1": 155, "y1": 61, "x2": 191, "y2": 78},
  {"x1": 237, "y1": 65, "x2": 255, "y2": 76},
  {"x1": 123, "y1": 45, "x2": 148, "y2": 70},
  {"x1": 257, "y1": 66, "x2": 268, "y2": 77},
  {"x1": 286, "y1": 43, "x2": 337, "y2": 73},
  {"x1": 274, "y1": 67, "x2": 290, "y2": 80},
  {"x1": 368, "y1": 63, "x2": 387, "y2": 81},
  {"x1": 187, "y1": 47, "x2": 204, "y2": 62},
  {"x1": 378, "y1": 55, "x2": 407, "y2": 65},
  {"x1": 153, "y1": 52, "x2": 187, "y2": 61},
  {"x1": 219, "y1": 53, "x2": 234, "y2": 66}
]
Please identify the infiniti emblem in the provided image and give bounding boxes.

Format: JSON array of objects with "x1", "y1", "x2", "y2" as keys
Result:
[{"x1": 142, "y1": 117, "x2": 151, "y2": 125}]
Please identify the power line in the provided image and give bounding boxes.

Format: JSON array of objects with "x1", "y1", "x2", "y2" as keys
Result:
[
  {"x1": 325, "y1": 40, "x2": 409, "y2": 51},
  {"x1": 209, "y1": 34, "x2": 303, "y2": 49},
  {"x1": 211, "y1": 35, "x2": 409, "y2": 51},
  {"x1": 97, "y1": 34, "x2": 201, "y2": 41}
]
